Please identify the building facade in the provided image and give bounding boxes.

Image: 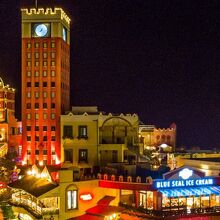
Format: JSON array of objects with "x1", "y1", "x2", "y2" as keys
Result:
[
  {"x1": 61, "y1": 107, "x2": 139, "y2": 168},
  {"x1": 139, "y1": 123, "x2": 176, "y2": 153},
  {"x1": 21, "y1": 8, "x2": 70, "y2": 165},
  {"x1": 0, "y1": 77, "x2": 22, "y2": 158}
]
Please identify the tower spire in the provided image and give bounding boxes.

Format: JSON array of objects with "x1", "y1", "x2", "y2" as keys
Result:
[{"x1": 35, "y1": 0, "x2": 38, "y2": 9}]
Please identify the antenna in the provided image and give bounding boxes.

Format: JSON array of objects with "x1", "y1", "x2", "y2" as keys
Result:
[{"x1": 35, "y1": 0, "x2": 38, "y2": 9}]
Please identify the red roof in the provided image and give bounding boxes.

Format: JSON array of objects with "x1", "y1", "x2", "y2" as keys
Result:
[
  {"x1": 86, "y1": 205, "x2": 125, "y2": 216},
  {"x1": 97, "y1": 196, "x2": 115, "y2": 206},
  {"x1": 70, "y1": 214, "x2": 104, "y2": 220}
]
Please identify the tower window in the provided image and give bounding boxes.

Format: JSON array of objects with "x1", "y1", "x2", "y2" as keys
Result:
[
  {"x1": 35, "y1": 126, "x2": 39, "y2": 131},
  {"x1": 35, "y1": 42, "x2": 39, "y2": 48},
  {"x1": 43, "y1": 113, "x2": 47, "y2": 119},
  {"x1": 35, "y1": 82, "x2": 39, "y2": 87},
  {"x1": 26, "y1": 113, "x2": 31, "y2": 120},
  {"x1": 51, "y1": 92, "x2": 55, "y2": 98},
  {"x1": 51, "y1": 61, "x2": 55, "y2": 66},
  {"x1": 26, "y1": 103, "x2": 31, "y2": 109},
  {"x1": 51, "y1": 113, "x2": 55, "y2": 119},
  {"x1": 43, "y1": 61, "x2": 47, "y2": 66},
  {"x1": 51, "y1": 103, "x2": 55, "y2": 108},
  {"x1": 43, "y1": 82, "x2": 47, "y2": 87},
  {"x1": 43, "y1": 70, "x2": 47, "y2": 77},
  {"x1": 51, "y1": 42, "x2": 55, "y2": 48},
  {"x1": 43, "y1": 103, "x2": 47, "y2": 108},
  {"x1": 27, "y1": 53, "x2": 31, "y2": 59},
  {"x1": 35, "y1": 71, "x2": 39, "y2": 77},
  {"x1": 51, "y1": 52, "x2": 56, "y2": 59},
  {"x1": 27, "y1": 61, "x2": 31, "y2": 67},
  {"x1": 35, "y1": 113, "x2": 39, "y2": 119},
  {"x1": 34, "y1": 103, "x2": 39, "y2": 109},
  {"x1": 51, "y1": 70, "x2": 56, "y2": 77},
  {"x1": 35, "y1": 136, "x2": 39, "y2": 141},
  {"x1": 43, "y1": 52, "x2": 47, "y2": 59},
  {"x1": 51, "y1": 126, "x2": 56, "y2": 131},
  {"x1": 27, "y1": 82, "x2": 31, "y2": 87},
  {"x1": 27, "y1": 43, "x2": 31, "y2": 48},
  {"x1": 27, "y1": 92, "x2": 31, "y2": 98},
  {"x1": 35, "y1": 53, "x2": 39, "y2": 59},
  {"x1": 35, "y1": 61, "x2": 39, "y2": 67},
  {"x1": 26, "y1": 126, "x2": 31, "y2": 131},
  {"x1": 43, "y1": 92, "x2": 47, "y2": 98},
  {"x1": 43, "y1": 42, "x2": 47, "y2": 48},
  {"x1": 27, "y1": 136, "x2": 31, "y2": 141},
  {"x1": 35, "y1": 92, "x2": 39, "y2": 99},
  {"x1": 51, "y1": 136, "x2": 56, "y2": 141},
  {"x1": 27, "y1": 71, "x2": 31, "y2": 77},
  {"x1": 43, "y1": 126, "x2": 47, "y2": 131},
  {"x1": 51, "y1": 82, "x2": 55, "y2": 87},
  {"x1": 43, "y1": 136, "x2": 47, "y2": 141}
]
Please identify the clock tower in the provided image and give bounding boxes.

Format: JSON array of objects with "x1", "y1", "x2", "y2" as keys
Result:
[{"x1": 21, "y1": 8, "x2": 70, "y2": 165}]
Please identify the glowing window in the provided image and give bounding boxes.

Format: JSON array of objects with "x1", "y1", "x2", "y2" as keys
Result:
[{"x1": 67, "y1": 190, "x2": 77, "y2": 210}]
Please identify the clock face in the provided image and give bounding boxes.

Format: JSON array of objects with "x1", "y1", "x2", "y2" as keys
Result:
[
  {"x1": 35, "y1": 24, "x2": 48, "y2": 37},
  {"x1": 62, "y1": 27, "x2": 67, "y2": 42}
]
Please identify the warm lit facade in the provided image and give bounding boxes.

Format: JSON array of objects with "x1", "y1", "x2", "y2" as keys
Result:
[
  {"x1": 21, "y1": 8, "x2": 70, "y2": 165},
  {"x1": 61, "y1": 106, "x2": 139, "y2": 168},
  {"x1": 0, "y1": 77, "x2": 22, "y2": 158},
  {"x1": 139, "y1": 123, "x2": 176, "y2": 153}
]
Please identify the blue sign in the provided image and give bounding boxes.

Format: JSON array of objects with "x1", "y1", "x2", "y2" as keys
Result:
[{"x1": 155, "y1": 178, "x2": 214, "y2": 189}]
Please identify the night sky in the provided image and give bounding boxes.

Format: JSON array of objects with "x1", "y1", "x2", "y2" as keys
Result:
[{"x1": 0, "y1": 0, "x2": 220, "y2": 149}]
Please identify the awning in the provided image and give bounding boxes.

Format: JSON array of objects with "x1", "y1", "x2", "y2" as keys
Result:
[{"x1": 160, "y1": 186, "x2": 220, "y2": 198}]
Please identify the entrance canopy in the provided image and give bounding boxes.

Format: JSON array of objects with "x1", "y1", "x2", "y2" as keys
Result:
[{"x1": 160, "y1": 186, "x2": 220, "y2": 198}]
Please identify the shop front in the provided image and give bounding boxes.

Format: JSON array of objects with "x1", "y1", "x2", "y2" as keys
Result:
[{"x1": 154, "y1": 166, "x2": 220, "y2": 211}]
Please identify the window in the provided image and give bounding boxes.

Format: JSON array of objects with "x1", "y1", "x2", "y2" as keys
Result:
[
  {"x1": 51, "y1": 113, "x2": 55, "y2": 119},
  {"x1": 35, "y1": 92, "x2": 39, "y2": 99},
  {"x1": 51, "y1": 126, "x2": 56, "y2": 131},
  {"x1": 35, "y1": 71, "x2": 39, "y2": 77},
  {"x1": 43, "y1": 126, "x2": 47, "y2": 131},
  {"x1": 51, "y1": 52, "x2": 56, "y2": 59},
  {"x1": 65, "y1": 149, "x2": 73, "y2": 163},
  {"x1": 51, "y1": 136, "x2": 56, "y2": 141},
  {"x1": 35, "y1": 149, "x2": 39, "y2": 154},
  {"x1": 51, "y1": 61, "x2": 55, "y2": 66},
  {"x1": 43, "y1": 70, "x2": 47, "y2": 77},
  {"x1": 35, "y1": 103, "x2": 39, "y2": 109},
  {"x1": 27, "y1": 149, "x2": 31, "y2": 155},
  {"x1": 43, "y1": 61, "x2": 47, "y2": 66},
  {"x1": 35, "y1": 42, "x2": 39, "y2": 48},
  {"x1": 35, "y1": 82, "x2": 39, "y2": 87},
  {"x1": 35, "y1": 113, "x2": 39, "y2": 119},
  {"x1": 35, "y1": 136, "x2": 39, "y2": 141},
  {"x1": 27, "y1": 136, "x2": 31, "y2": 141},
  {"x1": 26, "y1": 113, "x2": 31, "y2": 120},
  {"x1": 51, "y1": 82, "x2": 55, "y2": 87},
  {"x1": 26, "y1": 103, "x2": 31, "y2": 109},
  {"x1": 43, "y1": 92, "x2": 47, "y2": 98},
  {"x1": 63, "y1": 125, "x2": 73, "y2": 138},
  {"x1": 67, "y1": 190, "x2": 77, "y2": 210},
  {"x1": 78, "y1": 126, "x2": 88, "y2": 138},
  {"x1": 26, "y1": 126, "x2": 31, "y2": 131},
  {"x1": 35, "y1": 61, "x2": 39, "y2": 67},
  {"x1": 27, "y1": 82, "x2": 31, "y2": 87},
  {"x1": 43, "y1": 150, "x2": 47, "y2": 155},
  {"x1": 51, "y1": 42, "x2": 55, "y2": 48},
  {"x1": 43, "y1": 82, "x2": 47, "y2": 87},
  {"x1": 78, "y1": 149, "x2": 88, "y2": 163},
  {"x1": 27, "y1": 53, "x2": 31, "y2": 59},
  {"x1": 27, "y1": 43, "x2": 31, "y2": 48},
  {"x1": 35, "y1": 52, "x2": 39, "y2": 59},
  {"x1": 51, "y1": 70, "x2": 55, "y2": 77},
  {"x1": 43, "y1": 136, "x2": 47, "y2": 141},
  {"x1": 27, "y1": 71, "x2": 31, "y2": 77},
  {"x1": 51, "y1": 92, "x2": 55, "y2": 98},
  {"x1": 27, "y1": 61, "x2": 31, "y2": 67},
  {"x1": 27, "y1": 92, "x2": 31, "y2": 98},
  {"x1": 43, "y1": 113, "x2": 47, "y2": 119},
  {"x1": 43, "y1": 52, "x2": 47, "y2": 59},
  {"x1": 35, "y1": 126, "x2": 39, "y2": 131},
  {"x1": 43, "y1": 103, "x2": 47, "y2": 108},
  {"x1": 51, "y1": 103, "x2": 55, "y2": 108},
  {"x1": 43, "y1": 42, "x2": 47, "y2": 48}
]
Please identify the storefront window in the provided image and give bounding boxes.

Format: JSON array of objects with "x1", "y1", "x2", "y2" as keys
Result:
[
  {"x1": 179, "y1": 197, "x2": 186, "y2": 208},
  {"x1": 171, "y1": 198, "x2": 178, "y2": 208},
  {"x1": 201, "y1": 196, "x2": 209, "y2": 208},
  {"x1": 147, "y1": 191, "x2": 153, "y2": 209},
  {"x1": 210, "y1": 194, "x2": 216, "y2": 207},
  {"x1": 216, "y1": 196, "x2": 220, "y2": 206},
  {"x1": 162, "y1": 196, "x2": 170, "y2": 208},
  {"x1": 193, "y1": 197, "x2": 200, "y2": 208},
  {"x1": 139, "y1": 191, "x2": 146, "y2": 208}
]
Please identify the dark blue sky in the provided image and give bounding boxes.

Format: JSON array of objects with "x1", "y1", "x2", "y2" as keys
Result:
[{"x1": 1, "y1": 0, "x2": 220, "y2": 149}]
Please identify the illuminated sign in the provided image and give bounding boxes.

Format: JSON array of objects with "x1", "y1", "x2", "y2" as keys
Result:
[
  {"x1": 79, "y1": 193, "x2": 93, "y2": 201},
  {"x1": 179, "y1": 168, "x2": 193, "y2": 180},
  {"x1": 155, "y1": 178, "x2": 214, "y2": 189}
]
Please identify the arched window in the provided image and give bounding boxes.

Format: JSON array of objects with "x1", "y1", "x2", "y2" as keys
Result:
[{"x1": 66, "y1": 184, "x2": 78, "y2": 210}]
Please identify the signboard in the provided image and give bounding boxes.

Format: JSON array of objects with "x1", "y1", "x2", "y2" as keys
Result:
[
  {"x1": 79, "y1": 193, "x2": 93, "y2": 201},
  {"x1": 155, "y1": 178, "x2": 214, "y2": 189},
  {"x1": 154, "y1": 167, "x2": 214, "y2": 189}
]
